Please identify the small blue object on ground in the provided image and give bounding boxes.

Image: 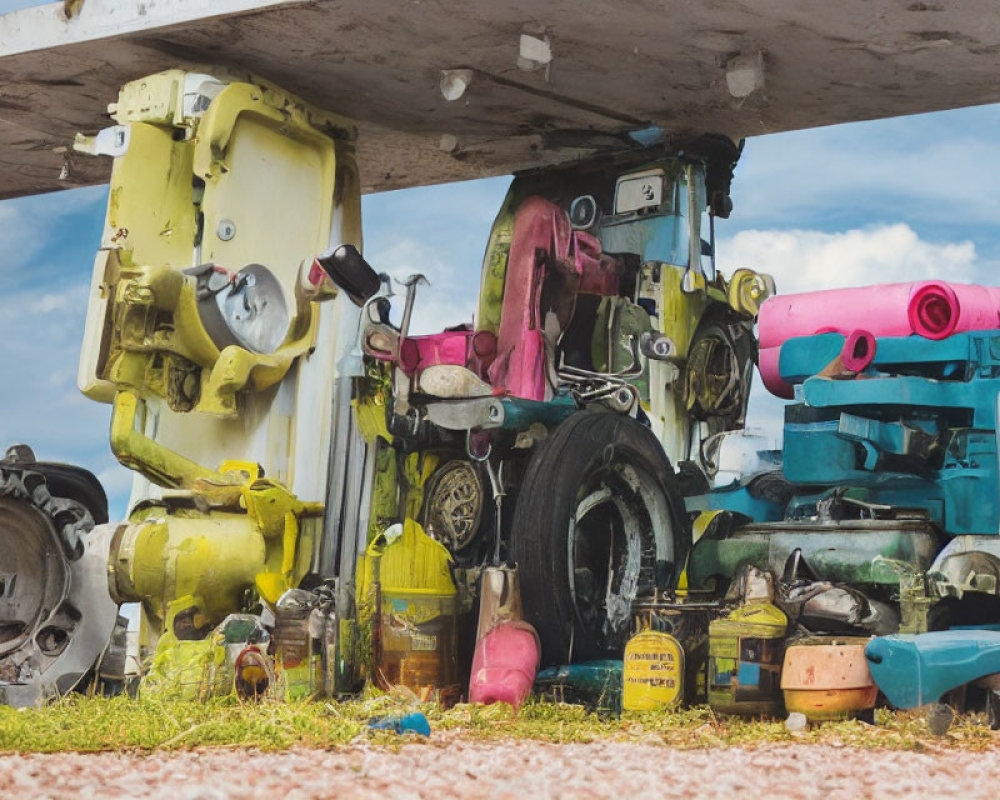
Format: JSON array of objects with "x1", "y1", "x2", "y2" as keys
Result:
[{"x1": 368, "y1": 711, "x2": 432, "y2": 737}]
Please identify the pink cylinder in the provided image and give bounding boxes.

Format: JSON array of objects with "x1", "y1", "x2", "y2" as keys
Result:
[
  {"x1": 758, "y1": 329, "x2": 877, "y2": 400},
  {"x1": 758, "y1": 281, "x2": 1000, "y2": 350},
  {"x1": 758, "y1": 346, "x2": 793, "y2": 399},
  {"x1": 840, "y1": 329, "x2": 877, "y2": 372}
]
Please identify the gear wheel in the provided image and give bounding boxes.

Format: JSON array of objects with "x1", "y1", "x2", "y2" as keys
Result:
[{"x1": 0, "y1": 445, "x2": 119, "y2": 707}]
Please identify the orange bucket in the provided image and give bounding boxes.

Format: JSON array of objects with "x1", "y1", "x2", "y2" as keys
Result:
[{"x1": 781, "y1": 636, "x2": 877, "y2": 720}]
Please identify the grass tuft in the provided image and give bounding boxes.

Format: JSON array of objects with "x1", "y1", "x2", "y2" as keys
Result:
[{"x1": 1, "y1": 695, "x2": 997, "y2": 754}]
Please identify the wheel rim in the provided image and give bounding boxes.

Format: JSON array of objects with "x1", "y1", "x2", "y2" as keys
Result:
[
  {"x1": 423, "y1": 460, "x2": 484, "y2": 552},
  {"x1": 566, "y1": 459, "x2": 675, "y2": 653},
  {"x1": 0, "y1": 498, "x2": 68, "y2": 657}
]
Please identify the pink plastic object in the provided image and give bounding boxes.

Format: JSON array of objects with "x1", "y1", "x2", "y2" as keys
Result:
[
  {"x1": 757, "y1": 281, "x2": 1000, "y2": 398},
  {"x1": 488, "y1": 197, "x2": 579, "y2": 401},
  {"x1": 759, "y1": 281, "x2": 1000, "y2": 349},
  {"x1": 759, "y1": 329, "x2": 877, "y2": 400},
  {"x1": 841, "y1": 329, "x2": 877, "y2": 372},
  {"x1": 468, "y1": 621, "x2": 540, "y2": 709},
  {"x1": 758, "y1": 346, "x2": 792, "y2": 399},
  {"x1": 399, "y1": 331, "x2": 472, "y2": 375},
  {"x1": 575, "y1": 231, "x2": 621, "y2": 295},
  {"x1": 397, "y1": 329, "x2": 497, "y2": 379}
]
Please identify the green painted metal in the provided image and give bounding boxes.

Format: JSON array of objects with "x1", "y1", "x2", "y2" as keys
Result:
[{"x1": 687, "y1": 518, "x2": 943, "y2": 591}]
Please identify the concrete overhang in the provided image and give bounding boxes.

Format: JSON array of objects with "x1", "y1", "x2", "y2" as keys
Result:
[{"x1": 1, "y1": 0, "x2": 999, "y2": 199}]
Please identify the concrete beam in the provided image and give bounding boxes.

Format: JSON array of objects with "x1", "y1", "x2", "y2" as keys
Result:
[{"x1": 1, "y1": 0, "x2": 999, "y2": 199}]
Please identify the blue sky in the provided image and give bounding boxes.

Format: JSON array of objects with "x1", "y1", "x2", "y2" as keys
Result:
[{"x1": 2, "y1": 4, "x2": 998, "y2": 519}]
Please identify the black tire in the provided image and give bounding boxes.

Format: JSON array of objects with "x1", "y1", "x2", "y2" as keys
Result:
[
  {"x1": 510, "y1": 411, "x2": 689, "y2": 666},
  {"x1": 32, "y1": 462, "x2": 109, "y2": 525}
]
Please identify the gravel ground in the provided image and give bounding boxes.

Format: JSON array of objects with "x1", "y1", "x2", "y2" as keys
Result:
[{"x1": 2, "y1": 739, "x2": 999, "y2": 800}]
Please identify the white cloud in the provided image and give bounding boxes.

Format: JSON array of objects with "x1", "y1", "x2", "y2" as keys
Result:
[
  {"x1": 31, "y1": 291, "x2": 79, "y2": 314},
  {"x1": 720, "y1": 223, "x2": 979, "y2": 297},
  {"x1": 96, "y1": 463, "x2": 136, "y2": 518},
  {"x1": 360, "y1": 176, "x2": 510, "y2": 336},
  {"x1": 0, "y1": 186, "x2": 106, "y2": 283}
]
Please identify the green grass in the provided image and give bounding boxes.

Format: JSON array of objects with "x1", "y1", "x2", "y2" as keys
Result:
[{"x1": 1, "y1": 694, "x2": 997, "y2": 753}]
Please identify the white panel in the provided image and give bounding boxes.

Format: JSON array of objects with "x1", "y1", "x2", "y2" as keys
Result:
[{"x1": 0, "y1": 0, "x2": 304, "y2": 57}]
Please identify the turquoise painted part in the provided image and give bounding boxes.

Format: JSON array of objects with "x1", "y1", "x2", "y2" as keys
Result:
[
  {"x1": 498, "y1": 394, "x2": 578, "y2": 430},
  {"x1": 599, "y1": 214, "x2": 687, "y2": 268},
  {"x1": 535, "y1": 659, "x2": 623, "y2": 693},
  {"x1": 368, "y1": 711, "x2": 432, "y2": 736},
  {"x1": 802, "y1": 374, "x2": 1000, "y2": 422},
  {"x1": 777, "y1": 332, "x2": 848, "y2": 383},
  {"x1": 778, "y1": 330, "x2": 985, "y2": 385},
  {"x1": 779, "y1": 329, "x2": 1000, "y2": 535},
  {"x1": 864, "y1": 630, "x2": 1000, "y2": 709},
  {"x1": 685, "y1": 483, "x2": 785, "y2": 522}
]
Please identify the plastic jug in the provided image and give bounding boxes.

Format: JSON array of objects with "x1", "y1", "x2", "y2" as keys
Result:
[
  {"x1": 469, "y1": 620, "x2": 540, "y2": 708},
  {"x1": 468, "y1": 564, "x2": 539, "y2": 709},
  {"x1": 623, "y1": 629, "x2": 685, "y2": 711},
  {"x1": 366, "y1": 520, "x2": 459, "y2": 694}
]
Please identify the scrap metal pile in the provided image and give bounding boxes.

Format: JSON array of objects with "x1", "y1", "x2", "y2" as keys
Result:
[
  {"x1": 4, "y1": 69, "x2": 1000, "y2": 733},
  {"x1": 682, "y1": 280, "x2": 1000, "y2": 726}
]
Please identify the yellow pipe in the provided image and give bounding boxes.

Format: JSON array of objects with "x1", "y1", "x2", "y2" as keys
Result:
[
  {"x1": 110, "y1": 390, "x2": 233, "y2": 489},
  {"x1": 280, "y1": 511, "x2": 297, "y2": 578}
]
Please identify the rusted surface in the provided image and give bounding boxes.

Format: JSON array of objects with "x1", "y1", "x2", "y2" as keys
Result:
[
  {"x1": 2, "y1": 0, "x2": 1000, "y2": 198},
  {"x1": 3, "y1": 740, "x2": 1000, "y2": 799}
]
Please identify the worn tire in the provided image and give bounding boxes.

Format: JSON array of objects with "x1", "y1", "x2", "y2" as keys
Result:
[
  {"x1": 32, "y1": 462, "x2": 109, "y2": 525},
  {"x1": 509, "y1": 411, "x2": 689, "y2": 666}
]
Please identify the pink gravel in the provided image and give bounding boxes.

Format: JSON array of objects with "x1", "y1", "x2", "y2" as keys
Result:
[{"x1": 2, "y1": 740, "x2": 999, "y2": 799}]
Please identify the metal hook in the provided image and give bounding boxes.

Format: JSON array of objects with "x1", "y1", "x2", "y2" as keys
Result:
[{"x1": 465, "y1": 428, "x2": 492, "y2": 462}]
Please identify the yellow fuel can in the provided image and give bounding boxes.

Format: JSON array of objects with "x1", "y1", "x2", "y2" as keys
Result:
[{"x1": 623, "y1": 629, "x2": 685, "y2": 711}]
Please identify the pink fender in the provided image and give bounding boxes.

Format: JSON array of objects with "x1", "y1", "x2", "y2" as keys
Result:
[
  {"x1": 398, "y1": 329, "x2": 497, "y2": 378},
  {"x1": 575, "y1": 230, "x2": 620, "y2": 295},
  {"x1": 488, "y1": 196, "x2": 578, "y2": 401}
]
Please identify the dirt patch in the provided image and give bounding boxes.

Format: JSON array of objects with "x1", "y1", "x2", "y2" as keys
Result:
[{"x1": 2, "y1": 740, "x2": 1000, "y2": 799}]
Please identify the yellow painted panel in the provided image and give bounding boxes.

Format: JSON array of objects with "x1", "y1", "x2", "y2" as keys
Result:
[
  {"x1": 196, "y1": 83, "x2": 336, "y2": 324},
  {"x1": 105, "y1": 122, "x2": 196, "y2": 268}
]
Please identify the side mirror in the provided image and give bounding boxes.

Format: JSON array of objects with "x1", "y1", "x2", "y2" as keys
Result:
[
  {"x1": 314, "y1": 244, "x2": 381, "y2": 306},
  {"x1": 709, "y1": 191, "x2": 733, "y2": 219}
]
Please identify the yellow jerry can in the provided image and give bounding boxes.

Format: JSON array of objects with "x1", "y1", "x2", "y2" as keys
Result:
[{"x1": 623, "y1": 630, "x2": 685, "y2": 711}]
